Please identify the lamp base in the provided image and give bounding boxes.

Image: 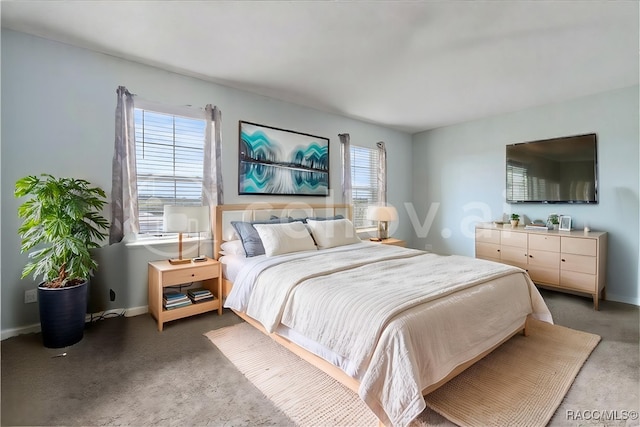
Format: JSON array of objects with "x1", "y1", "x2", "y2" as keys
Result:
[
  {"x1": 168, "y1": 258, "x2": 191, "y2": 265},
  {"x1": 377, "y1": 221, "x2": 389, "y2": 240}
]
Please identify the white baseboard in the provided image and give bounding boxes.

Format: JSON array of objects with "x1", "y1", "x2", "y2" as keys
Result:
[
  {"x1": 0, "y1": 323, "x2": 42, "y2": 341},
  {"x1": 606, "y1": 293, "x2": 640, "y2": 307},
  {"x1": 0, "y1": 305, "x2": 149, "y2": 341}
]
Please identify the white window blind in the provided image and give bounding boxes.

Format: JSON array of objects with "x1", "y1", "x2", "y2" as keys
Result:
[
  {"x1": 134, "y1": 108, "x2": 206, "y2": 234},
  {"x1": 351, "y1": 145, "x2": 379, "y2": 229}
]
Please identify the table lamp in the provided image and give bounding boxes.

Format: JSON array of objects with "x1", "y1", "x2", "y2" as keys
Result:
[
  {"x1": 163, "y1": 205, "x2": 210, "y2": 264},
  {"x1": 366, "y1": 205, "x2": 398, "y2": 240}
]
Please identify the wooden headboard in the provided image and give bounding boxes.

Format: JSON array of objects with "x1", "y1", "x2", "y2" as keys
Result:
[{"x1": 213, "y1": 203, "x2": 352, "y2": 260}]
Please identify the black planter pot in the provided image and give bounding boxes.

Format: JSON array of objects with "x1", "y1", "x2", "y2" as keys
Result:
[{"x1": 38, "y1": 280, "x2": 88, "y2": 348}]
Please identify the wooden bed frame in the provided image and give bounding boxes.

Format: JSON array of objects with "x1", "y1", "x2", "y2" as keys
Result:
[{"x1": 213, "y1": 203, "x2": 529, "y2": 425}]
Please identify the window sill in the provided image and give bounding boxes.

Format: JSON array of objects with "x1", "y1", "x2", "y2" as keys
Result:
[{"x1": 125, "y1": 236, "x2": 211, "y2": 247}]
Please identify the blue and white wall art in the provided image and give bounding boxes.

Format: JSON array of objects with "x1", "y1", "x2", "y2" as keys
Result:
[{"x1": 239, "y1": 121, "x2": 330, "y2": 196}]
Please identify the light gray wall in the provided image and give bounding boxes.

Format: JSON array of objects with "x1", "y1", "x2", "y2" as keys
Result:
[
  {"x1": 1, "y1": 29, "x2": 413, "y2": 335},
  {"x1": 411, "y1": 86, "x2": 639, "y2": 305}
]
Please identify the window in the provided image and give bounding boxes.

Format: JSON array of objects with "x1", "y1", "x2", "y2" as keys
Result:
[
  {"x1": 350, "y1": 145, "x2": 379, "y2": 229},
  {"x1": 134, "y1": 108, "x2": 206, "y2": 234}
]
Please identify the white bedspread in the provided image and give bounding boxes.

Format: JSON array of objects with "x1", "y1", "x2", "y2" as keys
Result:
[{"x1": 225, "y1": 243, "x2": 552, "y2": 426}]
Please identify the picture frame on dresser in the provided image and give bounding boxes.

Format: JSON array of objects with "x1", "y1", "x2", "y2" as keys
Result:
[{"x1": 559, "y1": 215, "x2": 572, "y2": 231}]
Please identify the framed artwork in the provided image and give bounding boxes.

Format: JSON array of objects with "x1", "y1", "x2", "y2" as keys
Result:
[
  {"x1": 238, "y1": 121, "x2": 330, "y2": 196},
  {"x1": 559, "y1": 215, "x2": 572, "y2": 231}
]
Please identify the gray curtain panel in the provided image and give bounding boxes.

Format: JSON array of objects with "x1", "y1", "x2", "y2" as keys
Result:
[
  {"x1": 109, "y1": 86, "x2": 139, "y2": 244},
  {"x1": 203, "y1": 104, "x2": 224, "y2": 207},
  {"x1": 339, "y1": 133, "x2": 352, "y2": 205},
  {"x1": 376, "y1": 141, "x2": 387, "y2": 205}
]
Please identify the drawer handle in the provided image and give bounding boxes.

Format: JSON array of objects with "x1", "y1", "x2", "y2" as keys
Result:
[
  {"x1": 529, "y1": 255, "x2": 533, "y2": 258},
  {"x1": 191, "y1": 273, "x2": 195, "y2": 277},
  {"x1": 561, "y1": 259, "x2": 566, "y2": 262}
]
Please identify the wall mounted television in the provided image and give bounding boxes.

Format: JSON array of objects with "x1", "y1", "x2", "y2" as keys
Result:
[{"x1": 506, "y1": 133, "x2": 598, "y2": 204}]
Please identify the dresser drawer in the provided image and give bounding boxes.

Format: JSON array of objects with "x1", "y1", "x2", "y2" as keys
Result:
[
  {"x1": 561, "y1": 237, "x2": 597, "y2": 256},
  {"x1": 560, "y1": 270, "x2": 596, "y2": 292},
  {"x1": 528, "y1": 249, "x2": 559, "y2": 268},
  {"x1": 476, "y1": 228, "x2": 500, "y2": 245},
  {"x1": 528, "y1": 266, "x2": 559, "y2": 285},
  {"x1": 560, "y1": 253, "x2": 597, "y2": 275},
  {"x1": 162, "y1": 265, "x2": 218, "y2": 286},
  {"x1": 528, "y1": 234, "x2": 560, "y2": 252},
  {"x1": 500, "y1": 246, "x2": 527, "y2": 266},
  {"x1": 476, "y1": 242, "x2": 501, "y2": 260},
  {"x1": 501, "y1": 230, "x2": 527, "y2": 248}
]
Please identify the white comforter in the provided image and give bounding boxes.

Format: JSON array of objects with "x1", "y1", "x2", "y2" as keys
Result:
[{"x1": 225, "y1": 243, "x2": 552, "y2": 426}]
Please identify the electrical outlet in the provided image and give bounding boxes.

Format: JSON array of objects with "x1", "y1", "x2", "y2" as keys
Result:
[{"x1": 24, "y1": 289, "x2": 37, "y2": 304}]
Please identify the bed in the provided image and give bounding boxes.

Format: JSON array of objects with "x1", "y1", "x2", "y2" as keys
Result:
[{"x1": 213, "y1": 203, "x2": 553, "y2": 427}]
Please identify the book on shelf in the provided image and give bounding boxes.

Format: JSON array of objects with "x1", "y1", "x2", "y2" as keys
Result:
[
  {"x1": 164, "y1": 291, "x2": 188, "y2": 300},
  {"x1": 190, "y1": 296, "x2": 214, "y2": 303},
  {"x1": 164, "y1": 300, "x2": 193, "y2": 310},
  {"x1": 187, "y1": 287, "x2": 211, "y2": 296},
  {"x1": 163, "y1": 291, "x2": 192, "y2": 309},
  {"x1": 187, "y1": 287, "x2": 214, "y2": 303}
]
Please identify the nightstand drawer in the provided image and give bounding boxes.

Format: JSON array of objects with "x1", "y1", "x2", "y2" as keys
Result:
[{"x1": 163, "y1": 265, "x2": 218, "y2": 286}]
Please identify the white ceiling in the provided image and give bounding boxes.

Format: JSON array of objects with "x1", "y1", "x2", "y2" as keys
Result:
[{"x1": 2, "y1": 1, "x2": 638, "y2": 134}]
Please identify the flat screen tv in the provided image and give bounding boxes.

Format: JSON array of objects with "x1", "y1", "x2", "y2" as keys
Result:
[{"x1": 506, "y1": 133, "x2": 598, "y2": 204}]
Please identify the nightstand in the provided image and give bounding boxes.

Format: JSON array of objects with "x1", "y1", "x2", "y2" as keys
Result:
[
  {"x1": 148, "y1": 258, "x2": 222, "y2": 331},
  {"x1": 370, "y1": 237, "x2": 406, "y2": 247}
]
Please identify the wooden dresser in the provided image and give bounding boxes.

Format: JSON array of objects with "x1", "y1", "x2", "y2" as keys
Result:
[{"x1": 475, "y1": 223, "x2": 607, "y2": 310}]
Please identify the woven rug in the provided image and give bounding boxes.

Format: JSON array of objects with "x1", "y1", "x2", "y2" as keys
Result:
[{"x1": 205, "y1": 318, "x2": 600, "y2": 427}]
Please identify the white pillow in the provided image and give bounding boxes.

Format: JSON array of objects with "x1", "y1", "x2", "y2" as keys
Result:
[
  {"x1": 220, "y1": 240, "x2": 246, "y2": 256},
  {"x1": 253, "y1": 221, "x2": 317, "y2": 256},
  {"x1": 306, "y1": 218, "x2": 361, "y2": 249}
]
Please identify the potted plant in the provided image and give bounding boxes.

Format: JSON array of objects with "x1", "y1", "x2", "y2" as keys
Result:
[
  {"x1": 510, "y1": 213, "x2": 520, "y2": 227},
  {"x1": 547, "y1": 213, "x2": 560, "y2": 230},
  {"x1": 15, "y1": 174, "x2": 109, "y2": 348}
]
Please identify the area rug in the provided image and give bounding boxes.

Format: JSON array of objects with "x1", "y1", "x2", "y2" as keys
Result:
[{"x1": 205, "y1": 318, "x2": 600, "y2": 427}]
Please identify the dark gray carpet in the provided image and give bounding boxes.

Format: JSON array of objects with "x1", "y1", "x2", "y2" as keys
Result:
[
  {"x1": 1, "y1": 310, "x2": 292, "y2": 426},
  {"x1": 1, "y1": 289, "x2": 638, "y2": 426}
]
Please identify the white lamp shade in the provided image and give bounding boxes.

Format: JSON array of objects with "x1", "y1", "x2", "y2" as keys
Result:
[
  {"x1": 366, "y1": 205, "x2": 398, "y2": 222},
  {"x1": 163, "y1": 205, "x2": 210, "y2": 233}
]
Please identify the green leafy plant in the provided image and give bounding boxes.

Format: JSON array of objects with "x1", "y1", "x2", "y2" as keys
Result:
[
  {"x1": 15, "y1": 174, "x2": 109, "y2": 288},
  {"x1": 510, "y1": 213, "x2": 520, "y2": 221},
  {"x1": 548, "y1": 213, "x2": 559, "y2": 225}
]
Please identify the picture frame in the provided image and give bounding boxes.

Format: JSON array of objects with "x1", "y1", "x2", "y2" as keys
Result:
[
  {"x1": 559, "y1": 215, "x2": 572, "y2": 231},
  {"x1": 238, "y1": 121, "x2": 330, "y2": 196}
]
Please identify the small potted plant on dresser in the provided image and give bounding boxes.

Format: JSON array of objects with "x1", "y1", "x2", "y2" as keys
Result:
[
  {"x1": 15, "y1": 174, "x2": 109, "y2": 348},
  {"x1": 547, "y1": 213, "x2": 560, "y2": 230},
  {"x1": 510, "y1": 213, "x2": 520, "y2": 227}
]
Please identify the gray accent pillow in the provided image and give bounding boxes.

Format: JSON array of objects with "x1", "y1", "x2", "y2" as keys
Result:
[
  {"x1": 305, "y1": 214, "x2": 344, "y2": 222},
  {"x1": 287, "y1": 214, "x2": 345, "y2": 223},
  {"x1": 231, "y1": 218, "x2": 292, "y2": 257}
]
